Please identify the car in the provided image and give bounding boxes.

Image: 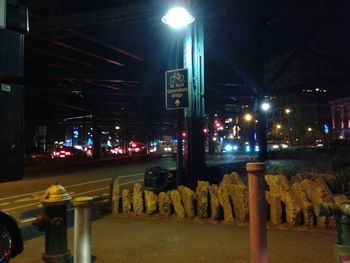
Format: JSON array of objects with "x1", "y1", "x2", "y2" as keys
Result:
[
  {"x1": 128, "y1": 142, "x2": 146, "y2": 155},
  {"x1": 51, "y1": 146, "x2": 86, "y2": 159},
  {"x1": 24, "y1": 146, "x2": 51, "y2": 165},
  {"x1": 0, "y1": 211, "x2": 23, "y2": 262}
]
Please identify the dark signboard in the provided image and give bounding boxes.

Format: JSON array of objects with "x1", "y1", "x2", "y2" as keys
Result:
[{"x1": 165, "y1": 68, "x2": 189, "y2": 110}]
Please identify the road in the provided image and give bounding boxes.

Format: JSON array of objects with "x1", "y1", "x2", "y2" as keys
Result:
[{"x1": 0, "y1": 154, "x2": 249, "y2": 230}]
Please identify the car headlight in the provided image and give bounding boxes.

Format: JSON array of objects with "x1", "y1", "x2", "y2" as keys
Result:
[{"x1": 224, "y1": 144, "x2": 233, "y2": 152}]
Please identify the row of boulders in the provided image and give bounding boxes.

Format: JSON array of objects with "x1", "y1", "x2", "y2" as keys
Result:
[{"x1": 110, "y1": 171, "x2": 340, "y2": 228}]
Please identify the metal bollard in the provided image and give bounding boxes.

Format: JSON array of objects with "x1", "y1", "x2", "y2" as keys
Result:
[
  {"x1": 73, "y1": 197, "x2": 94, "y2": 263},
  {"x1": 247, "y1": 162, "x2": 267, "y2": 263},
  {"x1": 33, "y1": 182, "x2": 73, "y2": 263},
  {"x1": 314, "y1": 194, "x2": 350, "y2": 263}
]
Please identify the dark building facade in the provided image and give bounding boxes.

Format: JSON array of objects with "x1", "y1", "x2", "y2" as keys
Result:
[{"x1": 329, "y1": 97, "x2": 350, "y2": 140}]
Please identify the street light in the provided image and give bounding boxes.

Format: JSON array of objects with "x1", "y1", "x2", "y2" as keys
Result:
[
  {"x1": 244, "y1": 113, "x2": 253, "y2": 122},
  {"x1": 162, "y1": 4, "x2": 205, "y2": 189},
  {"x1": 261, "y1": 102, "x2": 271, "y2": 112},
  {"x1": 161, "y1": 7, "x2": 195, "y2": 29},
  {"x1": 285, "y1": 108, "x2": 291, "y2": 114}
]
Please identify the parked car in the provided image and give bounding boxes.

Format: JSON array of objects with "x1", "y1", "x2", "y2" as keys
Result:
[{"x1": 0, "y1": 211, "x2": 23, "y2": 262}]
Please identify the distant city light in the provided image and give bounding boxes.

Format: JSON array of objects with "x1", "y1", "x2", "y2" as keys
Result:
[
  {"x1": 244, "y1": 113, "x2": 253, "y2": 122},
  {"x1": 115, "y1": 126, "x2": 120, "y2": 130},
  {"x1": 276, "y1": 124, "x2": 282, "y2": 129},
  {"x1": 261, "y1": 102, "x2": 271, "y2": 112},
  {"x1": 285, "y1": 108, "x2": 291, "y2": 114},
  {"x1": 161, "y1": 7, "x2": 195, "y2": 29},
  {"x1": 307, "y1": 127, "x2": 313, "y2": 132}
]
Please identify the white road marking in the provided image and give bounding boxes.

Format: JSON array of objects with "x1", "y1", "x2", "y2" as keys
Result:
[
  {"x1": 4, "y1": 179, "x2": 143, "y2": 213},
  {"x1": 0, "y1": 172, "x2": 144, "y2": 202}
]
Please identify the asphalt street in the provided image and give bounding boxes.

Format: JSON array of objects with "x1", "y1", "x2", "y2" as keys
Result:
[{"x1": 0, "y1": 154, "x2": 248, "y2": 229}]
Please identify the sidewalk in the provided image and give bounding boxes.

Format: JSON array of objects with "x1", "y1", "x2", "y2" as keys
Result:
[{"x1": 12, "y1": 214, "x2": 336, "y2": 263}]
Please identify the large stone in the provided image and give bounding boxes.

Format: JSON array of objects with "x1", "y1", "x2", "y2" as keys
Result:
[
  {"x1": 178, "y1": 186, "x2": 195, "y2": 218},
  {"x1": 290, "y1": 182, "x2": 314, "y2": 227},
  {"x1": 208, "y1": 185, "x2": 223, "y2": 220},
  {"x1": 158, "y1": 192, "x2": 172, "y2": 216},
  {"x1": 133, "y1": 183, "x2": 144, "y2": 215},
  {"x1": 295, "y1": 171, "x2": 343, "y2": 194},
  {"x1": 265, "y1": 191, "x2": 282, "y2": 225},
  {"x1": 221, "y1": 172, "x2": 244, "y2": 185},
  {"x1": 217, "y1": 184, "x2": 234, "y2": 222},
  {"x1": 169, "y1": 190, "x2": 185, "y2": 218},
  {"x1": 265, "y1": 175, "x2": 299, "y2": 226},
  {"x1": 223, "y1": 183, "x2": 249, "y2": 222},
  {"x1": 196, "y1": 181, "x2": 209, "y2": 218},
  {"x1": 144, "y1": 190, "x2": 158, "y2": 215},
  {"x1": 111, "y1": 178, "x2": 120, "y2": 214},
  {"x1": 299, "y1": 178, "x2": 335, "y2": 228},
  {"x1": 122, "y1": 189, "x2": 132, "y2": 214}
]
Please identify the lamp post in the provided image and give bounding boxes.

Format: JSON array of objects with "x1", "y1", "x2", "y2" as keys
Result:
[
  {"x1": 162, "y1": 3, "x2": 205, "y2": 189},
  {"x1": 258, "y1": 102, "x2": 270, "y2": 161}
]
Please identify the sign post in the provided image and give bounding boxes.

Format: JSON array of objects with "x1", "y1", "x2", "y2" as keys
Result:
[
  {"x1": 165, "y1": 68, "x2": 189, "y2": 110},
  {"x1": 165, "y1": 68, "x2": 189, "y2": 186},
  {"x1": 0, "y1": 0, "x2": 6, "y2": 29}
]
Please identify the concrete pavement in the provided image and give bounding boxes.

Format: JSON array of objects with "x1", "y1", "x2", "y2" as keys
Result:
[{"x1": 12, "y1": 213, "x2": 336, "y2": 263}]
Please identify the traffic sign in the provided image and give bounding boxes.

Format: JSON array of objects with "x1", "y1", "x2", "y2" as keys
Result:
[{"x1": 165, "y1": 68, "x2": 189, "y2": 110}]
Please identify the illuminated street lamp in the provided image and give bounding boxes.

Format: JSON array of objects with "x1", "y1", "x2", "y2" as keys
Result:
[
  {"x1": 261, "y1": 102, "x2": 271, "y2": 112},
  {"x1": 276, "y1": 124, "x2": 282, "y2": 130},
  {"x1": 162, "y1": 4, "x2": 205, "y2": 189},
  {"x1": 285, "y1": 108, "x2": 291, "y2": 114},
  {"x1": 307, "y1": 127, "x2": 313, "y2": 132},
  {"x1": 162, "y1": 7, "x2": 195, "y2": 29},
  {"x1": 244, "y1": 113, "x2": 253, "y2": 122}
]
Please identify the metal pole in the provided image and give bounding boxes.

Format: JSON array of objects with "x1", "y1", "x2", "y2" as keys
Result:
[
  {"x1": 73, "y1": 197, "x2": 94, "y2": 263},
  {"x1": 177, "y1": 109, "x2": 184, "y2": 186},
  {"x1": 247, "y1": 162, "x2": 267, "y2": 263}
]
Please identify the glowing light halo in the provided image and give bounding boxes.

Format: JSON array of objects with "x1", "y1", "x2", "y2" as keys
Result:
[{"x1": 162, "y1": 7, "x2": 195, "y2": 29}]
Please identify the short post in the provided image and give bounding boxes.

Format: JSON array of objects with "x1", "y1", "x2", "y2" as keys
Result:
[
  {"x1": 247, "y1": 162, "x2": 267, "y2": 263},
  {"x1": 73, "y1": 197, "x2": 94, "y2": 263}
]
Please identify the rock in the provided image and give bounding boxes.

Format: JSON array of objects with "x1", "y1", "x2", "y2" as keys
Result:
[
  {"x1": 158, "y1": 192, "x2": 172, "y2": 216},
  {"x1": 111, "y1": 178, "x2": 120, "y2": 214},
  {"x1": 221, "y1": 172, "x2": 243, "y2": 185},
  {"x1": 196, "y1": 181, "x2": 209, "y2": 218},
  {"x1": 169, "y1": 190, "x2": 185, "y2": 218},
  {"x1": 296, "y1": 171, "x2": 343, "y2": 194},
  {"x1": 290, "y1": 182, "x2": 314, "y2": 227},
  {"x1": 122, "y1": 189, "x2": 132, "y2": 214},
  {"x1": 208, "y1": 185, "x2": 223, "y2": 220},
  {"x1": 265, "y1": 175, "x2": 299, "y2": 226},
  {"x1": 144, "y1": 190, "x2": 158, "y2": 215},
  {"x1": 265, "y1": 191, "x2": 282, "y2": 225},
  {"x1": 223, "y1": 183, "x2": 249, "y2": 222},
  {"x1": 133, "y1": 183, "x2": 144, "y2": 215},
  {"x1": 299, "y1": 178, "x2": 335, "y2": 228},
  {"x1": 217, "y1": 184, "x2": 234, "y2": 222},
  {"x1": 178, "y1": 186, "x2": 195, "y2": 218}
]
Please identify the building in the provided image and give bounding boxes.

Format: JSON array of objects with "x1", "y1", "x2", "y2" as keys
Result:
[
  {"x1": 329, "y1": 97, "x2": 350, "y2": 140},
  {"x1": 264, "y1": 49, "x2": 350, "y2": 146}
]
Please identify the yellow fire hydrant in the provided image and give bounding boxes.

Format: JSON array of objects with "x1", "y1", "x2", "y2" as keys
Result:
[{"x1": 33, "y1": 182, "x2": 73, "y2": 263}]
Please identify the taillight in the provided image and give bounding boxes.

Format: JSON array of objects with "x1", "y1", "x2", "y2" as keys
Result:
[{"x1": 65, "y1": 151, "x2": 71, "y2": 156}]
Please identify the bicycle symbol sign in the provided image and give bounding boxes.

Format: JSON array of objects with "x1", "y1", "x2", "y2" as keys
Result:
[{"x1": 165, "y1": 68, "x2": 189, "y2": 110}]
